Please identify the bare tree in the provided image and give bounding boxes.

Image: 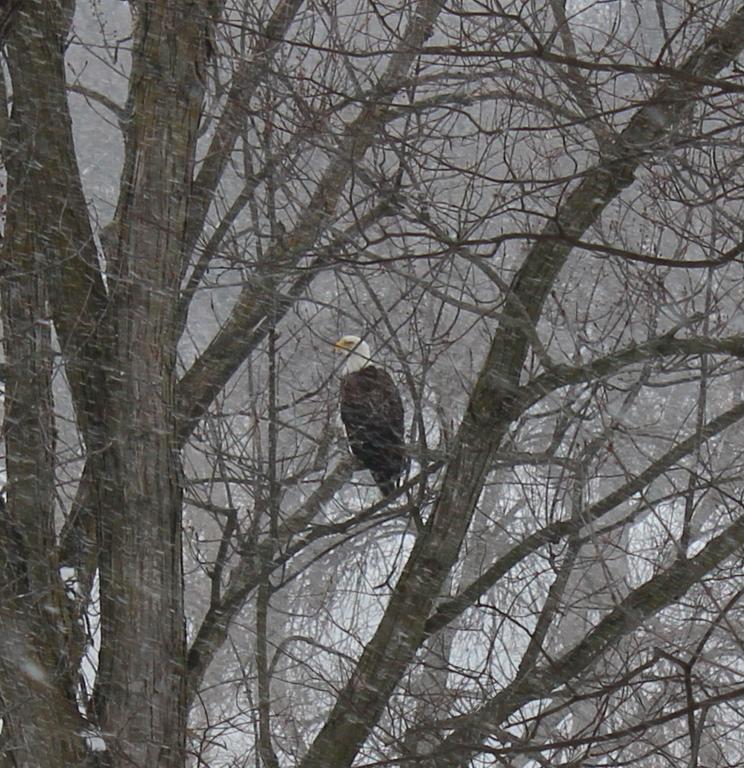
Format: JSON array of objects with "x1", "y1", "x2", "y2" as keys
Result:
[{"x1": 1, "y1": 1, "x2": 743, "y2": 767}]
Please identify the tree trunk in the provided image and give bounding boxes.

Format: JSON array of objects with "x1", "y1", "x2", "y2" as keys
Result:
[
  {"x1": 0, "y1": 2, "x2": 91, "y2": 764},
  {"x1": 92, "y1": 3, "x2": 211, "y2": 765}
]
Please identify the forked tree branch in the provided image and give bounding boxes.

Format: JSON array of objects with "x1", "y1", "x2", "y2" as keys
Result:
[
  {"x1": 182, "y1": 0, "x2": 309, "y2": 264},
  {"x1": 520, "y1": 331, "x2": 744, "y2": 412}
]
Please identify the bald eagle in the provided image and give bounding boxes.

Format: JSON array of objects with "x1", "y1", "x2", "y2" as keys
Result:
[{"x1": 335, "y1": 335, "x2": 405, "y2": 497}]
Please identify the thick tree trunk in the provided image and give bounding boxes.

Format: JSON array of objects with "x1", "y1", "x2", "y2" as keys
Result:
[
  {"x1": 92, "y1": 3, "x2": 212, "y2": 765},
  {"x1": 0, "y1": 3, "x2": 92, "y2": 764}
]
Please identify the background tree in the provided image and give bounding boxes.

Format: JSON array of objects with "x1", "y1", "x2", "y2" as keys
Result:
[{"x1": 1, "y1": 1, "x2": 743, "y2": 767}]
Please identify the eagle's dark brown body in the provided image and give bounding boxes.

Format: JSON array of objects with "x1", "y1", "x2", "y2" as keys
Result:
[{"x1": 340, "y1": 365, "x2": 405, "y2": 496}]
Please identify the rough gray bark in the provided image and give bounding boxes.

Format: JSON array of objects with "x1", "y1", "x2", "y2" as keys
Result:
[
  {"x1": 91, "y1": 3, "x2": 213, "y2": 765},
  {"x1": 0, "y1": 2, "x2": 96, "y2": 763}
]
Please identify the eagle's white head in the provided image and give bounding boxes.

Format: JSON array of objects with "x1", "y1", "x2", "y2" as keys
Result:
[{"x1": 334, "y1": 335, "x2": 372, "y2": 374}]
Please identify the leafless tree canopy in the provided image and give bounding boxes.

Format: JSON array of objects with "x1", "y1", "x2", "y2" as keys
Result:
[{"x1": 0, "y1": 1, "x2": 743, "y2": 766}]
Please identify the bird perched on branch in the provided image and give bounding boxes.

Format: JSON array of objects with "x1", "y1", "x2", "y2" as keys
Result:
[{"x1": 334, "y1": 335, "x2": 405, "y2": 497}]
